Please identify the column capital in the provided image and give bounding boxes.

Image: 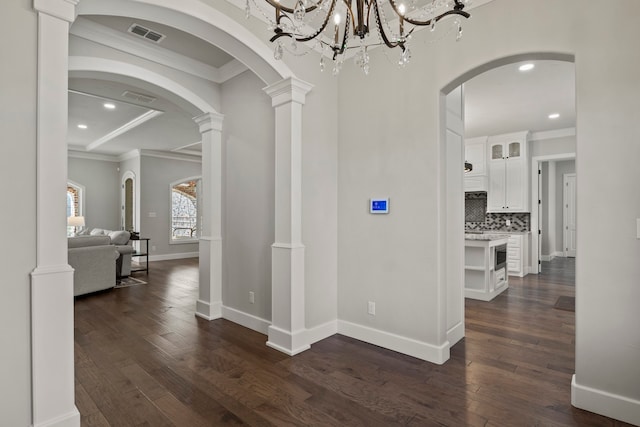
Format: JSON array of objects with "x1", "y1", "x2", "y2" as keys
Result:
[
  {"x1": 263, "y1": 77, "x2": 313, "y2": 108},
  {"x1": 193, "y1": 111, "x2": 224, "y2": 133},
  {"x1": 33, "y1": 0, "x2": 79, "y2": 23}
]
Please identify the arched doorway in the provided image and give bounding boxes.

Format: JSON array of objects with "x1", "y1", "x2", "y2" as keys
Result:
[
  {"x1": 440, "y1": 52, "x2": 576, "y2": 356},
  {"x1": 32, "y1": 1, "x2": 307, "y2": 425}
]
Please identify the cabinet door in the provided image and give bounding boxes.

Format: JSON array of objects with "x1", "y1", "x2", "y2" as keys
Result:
[
  {"x1": 488, "y1": 160, "x2": 506, "y2": 211},
  {"x1": 505, "y1": 156, "x2": 524, "y2": 210}
]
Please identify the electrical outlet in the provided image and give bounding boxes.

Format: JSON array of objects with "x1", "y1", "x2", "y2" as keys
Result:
[
  {"x1": 506, "y1": 219, "x2": 511, "y2": 226},
  {"x1": 249, "y1": 291, "x2": 255, "y2": 304},
  {"x1": 367, "y1": 301, "x2": 376, "y2": 315}
]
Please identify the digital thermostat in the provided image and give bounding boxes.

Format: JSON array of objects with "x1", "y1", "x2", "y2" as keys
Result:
[{"x1": 370, "y1": 198, "x2": 389, "y2": 214}]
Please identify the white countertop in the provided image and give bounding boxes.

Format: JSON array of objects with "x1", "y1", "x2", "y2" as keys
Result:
[{"x1": 465, "y1": 233, "x2": 510, "y2": 241}]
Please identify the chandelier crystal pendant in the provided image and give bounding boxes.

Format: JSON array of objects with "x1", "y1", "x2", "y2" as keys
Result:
[{"x1": 246, "y1": 0, "x2": 470, "y2": 73}]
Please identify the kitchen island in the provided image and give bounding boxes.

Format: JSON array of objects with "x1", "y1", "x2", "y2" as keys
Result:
[{"x1": 465, "y1": 234, "x2": 509, "y2": 301}]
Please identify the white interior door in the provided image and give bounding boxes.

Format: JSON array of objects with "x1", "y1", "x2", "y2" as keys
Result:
[
  {"x1": 537, "y1": 165, "x2": 542, "y2": 272},
  {"x1": 563, "y1": 173, "x2": 577, "y2": 257}
]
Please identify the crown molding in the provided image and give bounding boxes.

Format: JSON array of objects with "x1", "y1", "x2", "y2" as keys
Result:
[
  {"x1": 140, "y1": 149, "x2": 202, "y2": 163},
  {"x1": 68, "y1": 149, "x2": 119, "y2": 162},
  {"x1": 70, "y1": 17, "x2": 248, "y2": 84},
  {"x1": 86, "y1": 110, "x2": 164, "y2": 152},
  {"x1": 530, "y1": 127, "x2": 576, "y2": 141}
]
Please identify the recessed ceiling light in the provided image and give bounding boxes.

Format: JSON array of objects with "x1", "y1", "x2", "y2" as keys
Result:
[
  {"x1": 77, "y1": 124, "x2": 88, "y2": 129},
  {"x1": 519, "y1": 63, "x2": 535, "y2": 72},
  {"x1": 548, "y1": 113, "x2": 560, "y2": 119},
  {"x1": 104, "y1": 103, "x2": 116, "y2": 109}
]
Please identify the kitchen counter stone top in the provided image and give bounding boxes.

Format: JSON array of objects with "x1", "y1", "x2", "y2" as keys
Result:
[{"x1": 464, "y1": 233, "x2": 510, "y2": 241}]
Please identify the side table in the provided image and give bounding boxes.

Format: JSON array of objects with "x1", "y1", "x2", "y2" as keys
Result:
[{"x1": 130, "y1": 237, "x2": 150, "y2": 274}]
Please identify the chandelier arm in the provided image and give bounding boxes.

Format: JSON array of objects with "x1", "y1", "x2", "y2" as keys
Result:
[
  {"x1": 386, "y1": 0, "x2": 469, "y2": 27},
  {"x1": 402, "y1": 9, "x2": 469, "y2": 26},
  {"x1": 269, "y1": 0, "x2": 338, "y2": 43},
  {"x1": 373, "y1": 0, "x2": 402, "y2": 49}
]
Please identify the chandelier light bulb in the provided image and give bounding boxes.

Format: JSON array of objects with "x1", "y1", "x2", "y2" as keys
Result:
[
  {"x1": 398, "y1": 4, "x2": 406, "y2": 15},
  {"x1": 334, "y1": 13, "x2": 341, "y2": 25}
]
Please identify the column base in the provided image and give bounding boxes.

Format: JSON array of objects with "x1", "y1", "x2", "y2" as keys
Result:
[
  {"x1": 31, "y1": 265, "x2": 79, "y2": 427},
  {"x1": 266, "y1": 325, "x2": 310, "y2": 356},
  {"x1": 195, "y1": 300, "x2": 222, "y2": 321}
]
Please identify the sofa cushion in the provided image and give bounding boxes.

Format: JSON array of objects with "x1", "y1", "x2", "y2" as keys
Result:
[
  {"x1": 109, "y1": 230, "x2": 130, "y2": 245},
  {"x1": 68, "y1": 235, "x2": 111, "y2": 248},
  {"x1": 89, "y1": 228, "x2": 104, "y2": 236}
]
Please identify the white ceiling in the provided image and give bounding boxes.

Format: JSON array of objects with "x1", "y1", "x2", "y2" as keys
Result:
[
  {"x1": 84, "y1": 15, "x2": 235, "y2": 69},
  {"x1": 67, "y1": 18, "x2": 575, "y2": 158},
  {"x1": 464, "y1": 60, "x2": 576, "y2": 138}
]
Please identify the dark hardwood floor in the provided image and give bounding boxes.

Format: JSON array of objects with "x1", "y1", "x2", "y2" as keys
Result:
[{"x1": 74, "y1": 257, "x2": 632, "y2": 426}]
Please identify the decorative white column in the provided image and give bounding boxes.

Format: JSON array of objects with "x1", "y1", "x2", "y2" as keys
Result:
[
  {"x1": 263, "y1": 77, "x2": 313, "y2": 355},
  {"x1": 194, "y1": 112, "x2": 225, "y2": 320},
  {"x1": 31, "y1": 0, "x2": 80, "y2": 426}
]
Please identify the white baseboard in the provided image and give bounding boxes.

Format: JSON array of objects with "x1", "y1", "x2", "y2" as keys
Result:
[
  {"x1": 447, "y1": 321, "x2": 464, "y2": 346},
  {"x1": 147, "y1": 252, "x2": 198, "y2": 262},
  {"x1": 34, "y1": 408, "x2": 80, "y2": 427},
  {"x1": 337, "y1": 320, "x2": 450, "y2": 364},
  {"x1": 221, "y1": 305, "x2": 270, "y2": 335},
  {"x1": 304, "y1": 320, "x2": 338, "y2": 345},
  {"x1": 572, "y1": 375, "x2": 640, "y2": 426}
]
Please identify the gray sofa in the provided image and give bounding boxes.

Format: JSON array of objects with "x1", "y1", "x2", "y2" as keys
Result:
[{"x1": 68, "y1": 235, "x2": 119, "y2": 296}]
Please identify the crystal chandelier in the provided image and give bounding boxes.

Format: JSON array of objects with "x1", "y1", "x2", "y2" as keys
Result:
[{"x1": 245, "y1": 0, "x2": 470, "y2": 74}]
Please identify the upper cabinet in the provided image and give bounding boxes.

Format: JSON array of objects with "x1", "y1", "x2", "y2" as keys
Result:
[
  {"x1": 464, "y1": 136, "x2": 488, "y2": 192},
  {"x1": 487, "y1": 131, "x2": 530, "y2": 212}
]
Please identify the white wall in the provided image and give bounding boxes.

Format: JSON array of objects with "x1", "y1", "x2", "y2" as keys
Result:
[
  {"x1": 220, "y1": 70, "x2": 275, "y2": 322},
  {"x1": 0, "y1": 1, "x2": 35, "y2": 424},
  {"x1": 336, "y1": 0, "x2": 640, "y2": 422},
  {"x1": 531, "y1": 135, "x2": 576, "y2": 157},
  {"x1": 139, "y1": 154, "x2": 201, "y2": 257},
  {"x1": 68, "y1": 156, "x2": 120, "y2": 230},
  {"x1": 555, "y1": 160, "x2": 575, "y2": 254}
]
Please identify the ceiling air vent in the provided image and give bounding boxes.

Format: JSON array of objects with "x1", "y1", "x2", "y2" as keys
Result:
[
  {"x1": 121, "y1": 90, "x2": 157, "y2": 104},
  {"x1": 127, "y1": 23, "x2": 166, "y2": 44}
]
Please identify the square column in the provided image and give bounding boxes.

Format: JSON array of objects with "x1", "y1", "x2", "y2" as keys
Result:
[
  {"x1": 263, "y1": 77, "x2": 313, "y2": 355},
  {"x1": 31, "y1": 1, "x2": 80, "y2": 426},
  {"x1": 194, "y1": 112, "x2": 225, "y2": 320}
]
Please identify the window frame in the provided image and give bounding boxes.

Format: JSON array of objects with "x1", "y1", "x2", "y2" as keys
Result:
[
  {"x1": 67, "y1": 180, "x2": 85, "y2": 236},
  {"x1": 169, "y1": 176, "x2": 201, "y2": 245}
]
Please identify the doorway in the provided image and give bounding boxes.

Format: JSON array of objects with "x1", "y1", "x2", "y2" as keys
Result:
[
  {"x1": 531, "y1": 155, "x2": 576, "y2": 273},
  {"x1": 122, "y1": 172, "x2": 135, "y2": 232}
]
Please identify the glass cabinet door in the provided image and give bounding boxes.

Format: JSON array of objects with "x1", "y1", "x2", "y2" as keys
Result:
[
  {"x1": 508, "y1": 142, "x2": 521, "y2": 158},
  {"x1": 491, "y1": 143, "x2": 503, "y2": 160}
]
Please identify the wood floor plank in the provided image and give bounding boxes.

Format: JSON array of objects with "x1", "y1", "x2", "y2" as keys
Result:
[{"x1": 74, "y1": 257, "x2": 635, "y2": 427}]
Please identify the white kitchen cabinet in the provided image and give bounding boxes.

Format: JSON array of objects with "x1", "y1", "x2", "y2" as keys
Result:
[
  {"x1": 464, "y1": 136, "x2": 487, "y2": 191},
  {"x1": 507, "y1": 233, "x2": 529, "y2": 277},
  {"x1": 487, "y1": 131, "x2": 530, "y2": 212}
]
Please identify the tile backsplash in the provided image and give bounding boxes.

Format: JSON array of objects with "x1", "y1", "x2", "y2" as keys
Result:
[{"x1": 464, "y1": 192, "x2": 530, "y2": 231}]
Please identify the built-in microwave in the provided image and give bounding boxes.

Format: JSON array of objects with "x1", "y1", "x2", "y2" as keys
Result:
[{"x1": 495, "y1": 244, "x2": 507, "y2": 271}]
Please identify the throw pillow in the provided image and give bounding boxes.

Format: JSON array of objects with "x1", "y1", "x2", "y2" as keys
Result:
[
  {"x1": 89, "y1": 228, "x2": 104, "y2": 236},
  {"x1": 109, "y1": 230, "x2": 130, "y2": 245}
]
